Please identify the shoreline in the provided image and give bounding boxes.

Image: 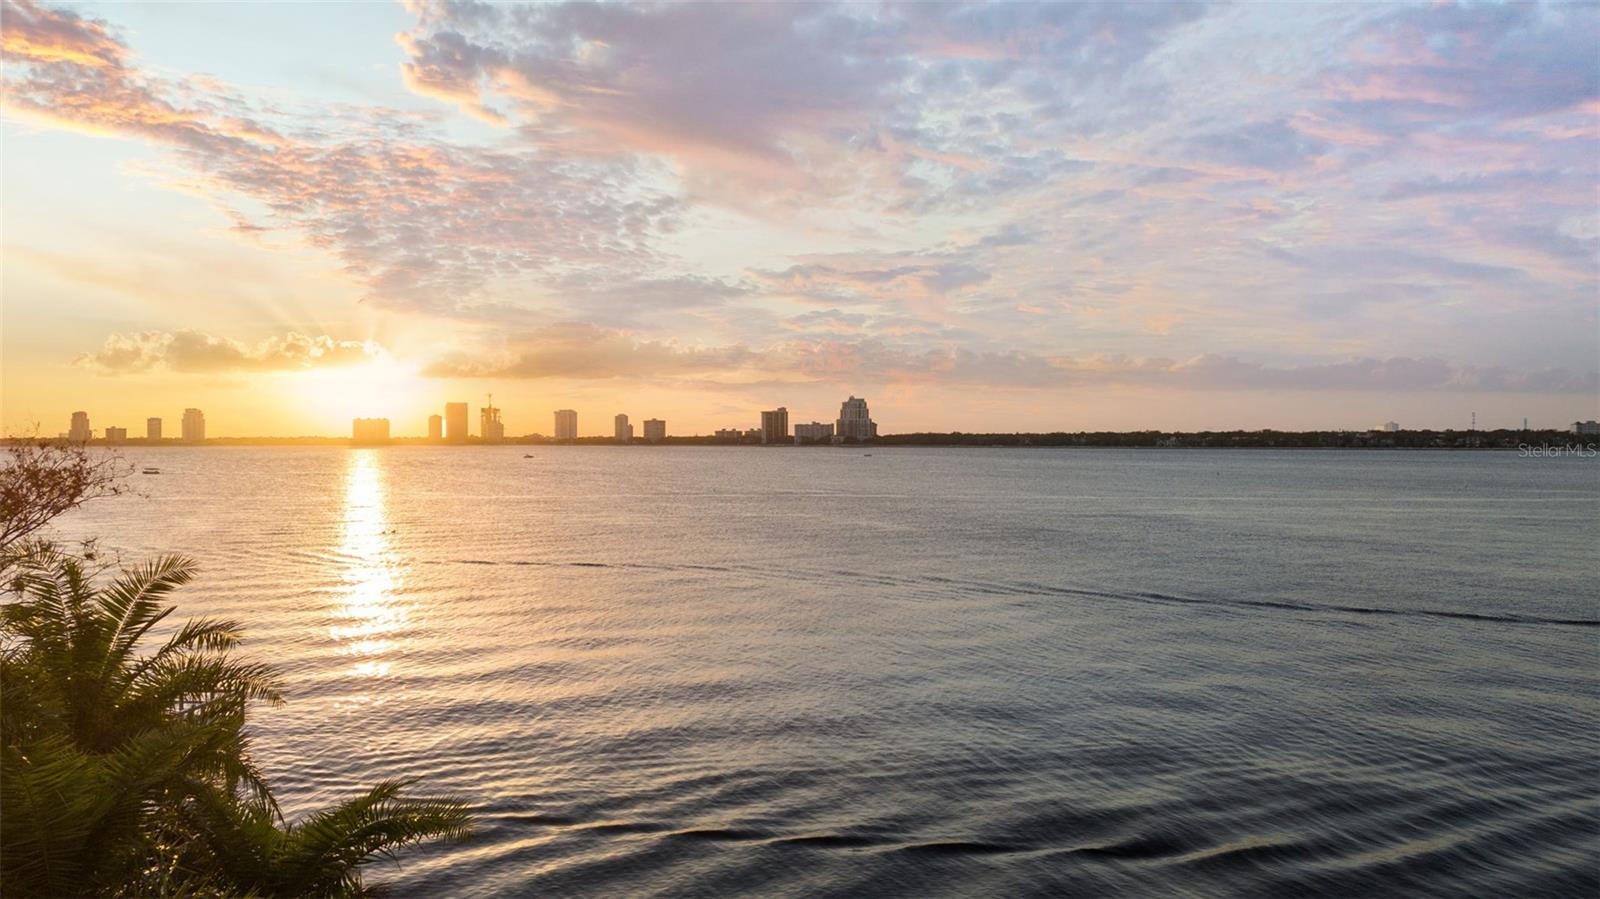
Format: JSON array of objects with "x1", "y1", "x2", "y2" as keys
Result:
[{"x1": 10, "y1": 434, "x2": 1595, "y2": 452}]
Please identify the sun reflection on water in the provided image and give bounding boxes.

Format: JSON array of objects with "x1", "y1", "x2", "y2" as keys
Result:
[{"x1": 332, "y1": 450, "x2": 406, "y2": 683}]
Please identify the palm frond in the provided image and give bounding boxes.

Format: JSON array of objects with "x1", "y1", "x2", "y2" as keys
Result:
[
  {"x1": 129, "y1": 652, "x2": 284, "y2": 713},
  {"x1": 0, "y1": 737, "x2": 106, "y2": 897},
  {"x1": 271, "y1": 780, "x2": 474, "y2": 897},
  {"x1": 94, "y1": 555, "x2": 196, "y2": 677},
  {"x1": 123, "y1": 618, "x2": 245, "y2": 688}
]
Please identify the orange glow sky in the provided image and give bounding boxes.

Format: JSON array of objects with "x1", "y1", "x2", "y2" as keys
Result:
[{"x1": 3, "y1": 0, "x2": 1596, "y2": 436}]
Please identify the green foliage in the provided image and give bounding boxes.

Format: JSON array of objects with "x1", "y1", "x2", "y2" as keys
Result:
[
  {"x1": 1, "y1": 549, "x2": 472, "y2": 897},
  {"x1": 179, "y1": 778, "x2": 473, "y2": 898}
]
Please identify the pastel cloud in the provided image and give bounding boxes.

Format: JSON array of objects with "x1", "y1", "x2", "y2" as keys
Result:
[
  {"x1": 393, "y1": 0, "x2": 1202, "y2": 208},
  {"x1": 4, "y1": 0, "x2": 1594, "y2": 410},
  {"x1": 77, "y1": 330, "x2": 381, "y2": 374},
  {"x1": 751, "y1": 261, "x2": 990, "y2": 306},
  {"x1": 422, "y1": 322, "x2": 755, "y2": 380},
  {"x1": 2, "y1": 0, "x2": 679, "y2": 315},
  {"x1": 419, "y1": 323, "x2": 1596, "y2": 395},
  {"x1": 1328, "y1": 2, "x2": 1598, "y2": 122},
  {"x1": 0, "y1": 0, "x2": 122, "y2": 67}
]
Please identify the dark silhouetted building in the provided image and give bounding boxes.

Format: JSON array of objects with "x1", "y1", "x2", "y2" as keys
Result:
[
  {"x1": 352, "y1": 418, "x2": 391, "y2": 444},
  {"x1": 147, "y1": 417, "x2": 162, "y2": 441},
  {"x1": 794, "y1": 422, "x2": 833, "y2": 444},
  {"x1": 182, "y1": 408, "x2": 205, "y2": 443},
  {"x1": 69, "y1": 411, "x2": 91, "y2": 442},
  {"x1": 445, "y1": 403, "x2": 469, "y2": 442},
  {"x1": 614, "y1": 413, "x2": 633, "y2": 442},
  {"x1": 481, "y1": 405, "x2": 504, "y2": 443},
  {"x1": 643, "y1": 419, "x2": 666, "y2": 442},
  {"x1": 760, "y1": 407, "x2": 788, "y2": 444},
  {"x1": 835, "y1": 396, "x2": 877, "y2": 441},
  {"x1": 554, "y1": 409, "x2": 578, "y2": 440},
  {"x1": 104, "y1": 426, "x2": 127, "y2": 443},
  {"x1": 428, "y1": 414, "x2": 443, "y2": 440}
]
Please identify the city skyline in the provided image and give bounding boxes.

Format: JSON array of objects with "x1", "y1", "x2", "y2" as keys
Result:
[
  {"x1": 42, "y1": 399, "x2": 1600, "y2": 445},
  {"x1": 3, "y1": 1, "x2": 1596, "y2": 437},
  {"x1": 34, "y1": 398, "x2": 1600, "y2": 442}
]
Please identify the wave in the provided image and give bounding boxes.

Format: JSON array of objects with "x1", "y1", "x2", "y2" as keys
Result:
[{"x1": 421, "y1": 557, "x2": 1598, "y2": 628}]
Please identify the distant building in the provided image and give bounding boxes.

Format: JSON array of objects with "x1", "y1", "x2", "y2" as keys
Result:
[
  {"x1": 554, "y1": 409, "x2": 578, "y2": 441},
  {"x1": 614, "y1": 413, "x2": 633, "y2": 442},
  {"x1": 1376, "y1": 421, "x2": 1401, "y2": 433},
  {"x1": 1573, "y1": 420, "x2": 1600, "y2": 436},
  {"x1": 445, "y1": 403, "x2": 469, "y2": 442},
  {"x1": 147, "y1": 417, "x2": 163, "y2": 441},
  {"x1": 182, "y1": 408, "x2": 205, "y2": 443},
  {"x1": 427, "y1": 414, "x2": 443, "y2": 441},
  {"x1": 794, "y1": 421, "x2": 834, "y2": 444},
  {"x1": 104, "y1": 426, "x2": 127, "y2": 443},
  {"x1": 714, "y1": 428, "x2": 742, "y2": 442},
  {"x1": 835, "y1": 396, "x2": 877, "y2": 441},
  {"x1": 743, "y1": 428, "x2": 762, "y2": 441},
  {"x1": 643, "y1": 419, "x2": 666, "y2": 442},
  {"x1": 760, "y1": 407, "x2": 789, "y2": 444},
  {"x1": 68, "y1": 411, "x2": 91, "y2": 442},
  {"x1": 481, "y1": 405, "x2": 504, "y2": 443},
  {"x1": 352, "y1": 418, "x2": 391, "y2": 444}
]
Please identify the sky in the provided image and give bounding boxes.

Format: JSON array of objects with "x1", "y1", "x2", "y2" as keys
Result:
[{"x1": 2, "y1": 0, "x2": 1597, "y2": 437}]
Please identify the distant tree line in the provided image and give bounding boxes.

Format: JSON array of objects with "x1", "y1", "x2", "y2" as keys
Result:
[
  {"x1": 12, "y1": 428, "x2": 1591, "y2": 449},
  {"x1": 874, "y1": 429, "x2": 1590, "y2": 449}
]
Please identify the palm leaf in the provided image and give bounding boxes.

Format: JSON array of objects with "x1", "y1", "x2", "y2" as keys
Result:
[
  {"x1": 270, "y1": 780, "x2": 473, "y2": 897},
  {"x1": 93, "y1": 554, "x2": 196, "y2": 680},
  {"x1": 0, "y1": 737, "x2": 105, "y2": 897}
]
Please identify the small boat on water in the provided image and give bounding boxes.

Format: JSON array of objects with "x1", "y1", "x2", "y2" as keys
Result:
[
  {"x1": 523, "y1": 454, "x2": 534, "y2": 458},
  {"x1": 142, "y1": 467, "x2": 161, "y2": 475}
]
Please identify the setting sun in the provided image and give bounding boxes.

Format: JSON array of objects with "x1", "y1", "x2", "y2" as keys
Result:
[{"x1": 276, "y1": 355, "x2": 433, "y2": 435}]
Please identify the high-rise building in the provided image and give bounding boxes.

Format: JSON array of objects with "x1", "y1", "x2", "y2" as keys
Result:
[
  {"x1": 643, "y1": 419, "x2": 666, "y2": 443},
  {"x1": 104, "y1": 426, "x2": 127, "y2": 443},
  {"x1": 427, "y1": 414, "x2": 443, "y2": 440},
  {"x1": 554, "y1": 409, "x2": 578, "y2": 441},
  {"x1": 614, "y1": 413, "x2": 633, "y2": 442},
  {"x1": 182, "y1": 408, "x2": 205, "y2": 443},
  {"x1": 352, "y1": 418, "x2": 391, "y2": 444},
  {"x1": 760, "y1": 407, "x2": 788, "y2": 444},
  {"x1": 481, "y1": 405, "x2": 504, "y2": 443},
  {"x1": 147, "y1": 417, "x2": 162, "y2": 441},
  {"x1": 1573, "y1": 420, "x2": 1600, "y2": 436},
  {"x1": 794, "y1": 422, "x2": 834, "y2": 444},
  {"x1": 68, "y1": 411, "x2": 91, "y2": 442},
  {"x1": 835, "y1": 396, "x2": 877, "y2": 441},
  {"x1": 445, "y1": 403, "x2": 469, "y2": 442}
]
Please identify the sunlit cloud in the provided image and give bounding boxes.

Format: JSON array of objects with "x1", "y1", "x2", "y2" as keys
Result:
[
  {"x1": 5, "y1": 0, "x2": 1597, "y2": 430},
  {"x1": 418, "y1": 323, "x2": 1597, "y2": 395},
  {"x1": 422, "y1": 322, "x2": 755, "y2": 381},
  {"x1": 77, "y1": 330, "x2": 382, "y2": 374},
  {"x1": 2, "y1": 0, "x2": 681, "y2": 317}
]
